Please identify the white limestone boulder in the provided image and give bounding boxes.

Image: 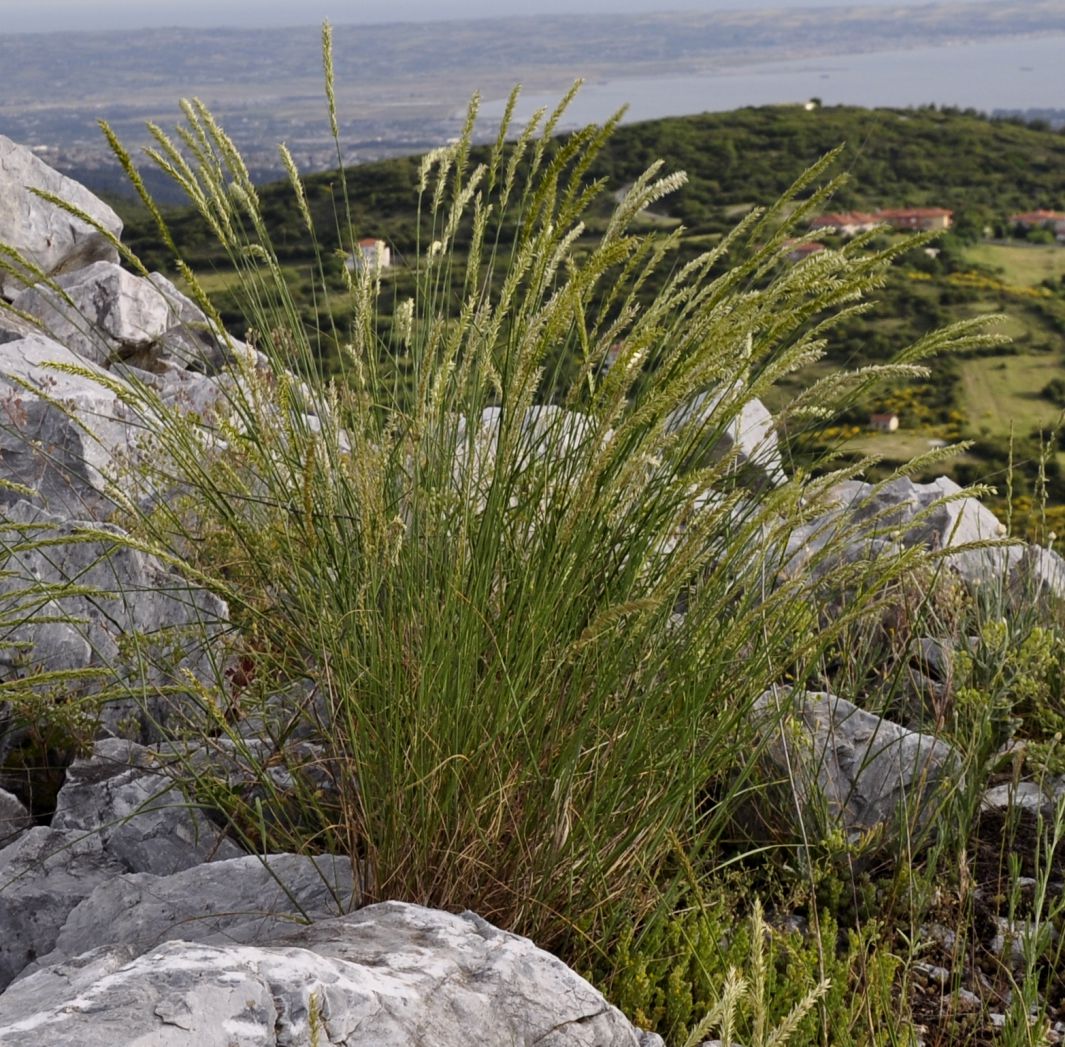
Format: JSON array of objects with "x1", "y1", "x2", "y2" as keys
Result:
[
  {"x1": 28, "y1": 853, "x2": 359, "y2": 977},
  {"x1": 141, "y1": 271, "x2": 238, "y2": 373},
  {"x1": 0, "y1": 135, "x2": 122, "y2": 299},
  {"x1": 12, "y1": 261, "x2": 175, "y2": 368},
  {"x1": 782, "y1": 476, "x2": 1019, "y2": 589},
  {"x1": 665, "y1": 385, "x2": 785, "y2": 489},
  {"x1": 10, "y1": 261, "x2": 251, "y2": 375},
  {"x1": 0, "y1": 902, "x2": 659, "y2": 1047},
  {"x1": 0, "y1": 307, "x2": 38, "y2": 344},
  {"x1": 1010, "y1": 543, "x2": 1065, "y2": 603},
  {"x1": 827, "y1": 476, "x2": 1017, "y2": 584},
  {"x1": 0, "y1": 335, "x2": 148, "y2": 516},
  {"x1": 453, "y1": 405, "x2": 604, "y2": 477}
]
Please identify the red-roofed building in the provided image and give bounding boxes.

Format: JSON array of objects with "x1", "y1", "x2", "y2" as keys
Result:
[
  {"x1": 346, "y1": 237, "x2": 392, "y2": 271},
  {"x1": 786, "y1": 240, "x2": 826, "y2": 263},
  {"x1": 869, "y1": 412, "x2": 900, "y2": 433},
  {"x1": 875, "y1": 208, "x2": 953, "y2": 231},
  {"x1": 809, "y1": 212, "x2": 880, "y2": 236},
  {"x1": 1009, "y1": 210, "x2": 1065, "y2": 229},
  {"x1": 1010, "y1": 210, "x2": 1065, "y2": 240}
]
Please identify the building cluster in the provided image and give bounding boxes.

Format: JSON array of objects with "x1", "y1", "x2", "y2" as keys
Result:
[
  {"x1": 807, "y1": 207, "x2": 1065, "y2": 243},
  {"x1": 810, "y1": 208, "x2": 954, "y2": 235},
  {"x1": 798, "y1": 203, "x2": 1065, "y2": 436},
  {"x1": 1009, "y1": 210, "x2": 1065, "y2": 240}
]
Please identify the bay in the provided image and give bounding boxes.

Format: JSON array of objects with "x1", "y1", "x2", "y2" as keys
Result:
[{"x1": 482, "y1": 33, "x2": 1065, "y2": 127}]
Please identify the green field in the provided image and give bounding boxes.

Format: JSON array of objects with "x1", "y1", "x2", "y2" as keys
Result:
[
  {"x1": 958, "y1": 353, "x2": 1065, "y2": 437},
  {"x1": 843, "y1": 431, "x2": 965, "y2": 462},
  {"x1": 962, "y1": 242, "x2": 1065, "y2": 288}
]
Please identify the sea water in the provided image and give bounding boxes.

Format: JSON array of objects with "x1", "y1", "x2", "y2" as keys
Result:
[{"x1": 482, "y1": 33, "x2": 1065, "y2": 127}]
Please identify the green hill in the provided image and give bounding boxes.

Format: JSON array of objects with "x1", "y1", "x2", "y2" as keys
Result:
[{"x1": 123, "y1": 103, "x2": 1065, "y2": 518}]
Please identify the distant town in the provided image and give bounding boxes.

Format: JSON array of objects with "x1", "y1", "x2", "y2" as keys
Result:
[{"x1": 2, "y1": 2, "x2": 1064, "y2": 202}]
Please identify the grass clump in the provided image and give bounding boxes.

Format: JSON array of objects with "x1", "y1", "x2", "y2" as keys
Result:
[{"x1": 3, "y1": 27, "x2": 1040, "y2": 1045}]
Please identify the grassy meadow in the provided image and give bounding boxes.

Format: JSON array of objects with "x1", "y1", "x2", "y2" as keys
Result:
[{"x1": 964, "y1": 243, "x2": 1065, "y2": 288}]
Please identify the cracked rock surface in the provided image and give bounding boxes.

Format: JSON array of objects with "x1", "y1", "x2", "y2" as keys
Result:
[
  {"x1": 753, "y1": 689, "x2": 960, "y2": 842},
  {"x1": 0, "y1": 902, "x2": 659, "y2": 1046},
  {"x1": 0, "y1": 135, "x2": 122, "y2": 299},
  {"x1": 0, "y1": 501, "x2": 229, "y2": 749}
]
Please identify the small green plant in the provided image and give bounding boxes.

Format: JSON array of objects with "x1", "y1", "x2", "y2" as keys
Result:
[
  {"x1": 602, "y1": 875, "x2": 911, "y2": 1046},
  {"x1": 995, "y1": 792, "x2": 1065, "y2": 1047},
  {"x1": 682, "y1": 899, "x2": 831, "y2": 1047}
]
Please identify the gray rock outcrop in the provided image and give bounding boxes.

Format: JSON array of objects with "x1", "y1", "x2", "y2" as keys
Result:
[
  {"x1": 0, "y1": 135, "x2": 123, "y2": 299},
  {"x1": 665, "y1": 384, "x2": 784, "y2": 489},
  {"x1": 0, "y1": 827, "x2": 126, "y2": 990},
  {"x1": 781, "y1": 476, "x2": 1040, "y2": 595},
  {"x1": 0, "y1": 336, "x2": 149, "y2": 516},
  {"x1": 829, "y1": 476, "x2": 1014, "y2": 584},
  {"x1": 0, "y1": 902, "x2": 657, "y2": 1047},
  {"x1": 29, "y1": 852, "x2": 359, "y2": 975},
  {"x1": 50, "y1": 739, "x2": 243, "y2": 875},
  {"x1": 10, "y1": 262, "x2": 241, "y2": 377},
  {"x1": 1010, "y1": 543, "x2": 1065, "y2": 604},
  {"x1": 12, "y1": 261, "x2": 176, "y2": 368},
  {"x1": 0, "y1": 500, "x2": 229, "y2": 747},
  {"x1": 0, "y1": 737, "x2": 354, "y2": 995},
  {"x1": 753, "y1": 689, "x2": 961, "y2": 844},
  {"x1": 0, "y1": 788, "x2": 31, "y2": 846}
]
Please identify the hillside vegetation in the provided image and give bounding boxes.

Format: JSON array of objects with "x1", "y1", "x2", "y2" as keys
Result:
[{"x1": 124, "y1": 104, "x2": 1065, "y2": 524}]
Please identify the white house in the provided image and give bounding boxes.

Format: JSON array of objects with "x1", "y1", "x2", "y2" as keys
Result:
[
  {"x1": 346, "y1": 237, "x2": 392, "y2": 272},
  {"x1": 869, "y1": 412, "x2": 900, "y2": 433}
]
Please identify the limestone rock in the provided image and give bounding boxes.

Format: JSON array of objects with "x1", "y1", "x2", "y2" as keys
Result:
[
  {"x1": 1010, "y1": 544, "x2": 1065, "y2": 604},
  {"x1": 0, "y1": 135, "x2": 123, "y2": 299},
  {"x1": 117, "y1": 360, "x2": 240, "y2": 426},
  {"x1": 0, "y1": 827, "x2": 126, "y2": 990},
  {"x1": 0, "y1": 308, "x2": 37, "y2": 344},
  {"x1": 781, "y1": 476, "x2": 1021, "y2": 591},
  {"x1": 50, "y1": 738, "x2": 244, "y2": 875},
  {"x1": 912, "y1": 636, "x2": 957, "y2": 681},
  {"x1": 0, "y1": 787, "x2": 31, "y2": 846},
  {"x1": 0, "y1": 336, "x2": 148, "y2": 516},
  {"x1": 0, "y1": 500, "x2": 229, "y2": 745},
  {"x1": 142, "y1": 271, "x2": 237, "y2": 373},
  {"x1": 455, "y1": 405, "x2": 604, "y2": 478},
  {"x1": 665, "y1": 385, "x2": 784, "y2": 489},
  {"x1": 981, "y1": 781, "x2": 1055, "y2": 817},
  {"x1": 753, "y1": 689, "x2": 960, "y2": 843},
  {"x1": 826, "y1": 476, "x2": 1017, "y2": 584},
  {"x1": 0, "y1": 902, "x2": 658, "y2": 1047},
  {"x1": 30, "y1": 852, "x2": 359, "y2": 976},
  {"x1": 0, "y1": 943, "x2": 138, "y2": 1025},
  {"x1": 12, "y1": 261, "x2": 173, "y2": 367},
  {"x1": 991, "y1": 916, "x2": 1055, "y2": 973}
]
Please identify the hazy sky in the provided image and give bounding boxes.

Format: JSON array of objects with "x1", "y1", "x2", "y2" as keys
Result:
[{"x1": 0, "y1": 0, "x2": 948, "y2": 33}]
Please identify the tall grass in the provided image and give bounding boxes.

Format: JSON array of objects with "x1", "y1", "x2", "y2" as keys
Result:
[
  {"x1": 0, "y1": 27, "x2": 1014, "y2": 1034},
  {"x1": 105, "y1": 67, "x2": 993, "y2": 932}
]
